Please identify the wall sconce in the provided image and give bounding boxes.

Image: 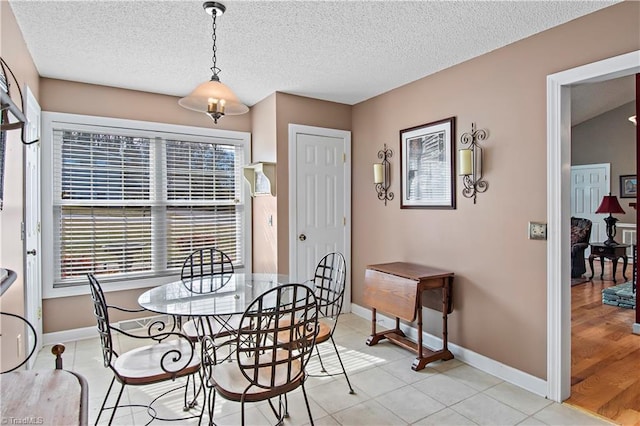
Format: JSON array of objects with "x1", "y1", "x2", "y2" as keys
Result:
[
  {"x1": 459, "y1": 122, "x2": 488, "y2": 204},
  {"x1": 374, "y1": 144, "x2": 393, "y2": 205}
]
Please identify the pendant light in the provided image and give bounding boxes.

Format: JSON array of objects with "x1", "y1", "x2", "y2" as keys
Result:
[{"x1": 179, "y1": 2, "x2": 248, "y2": 124}]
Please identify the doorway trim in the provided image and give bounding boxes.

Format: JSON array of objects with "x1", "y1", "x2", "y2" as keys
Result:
[
  {"x1": 23, "y1": 85, "x2": 42, "y2": 368},
  {"x1": 547, "y1": 50, "x2": 640, "y2": 402}
]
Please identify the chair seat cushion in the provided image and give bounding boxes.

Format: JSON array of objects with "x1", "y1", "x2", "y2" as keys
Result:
[
  {"x1": 113, "y1": 340, "x2": 200, "y2": 385},
  {"x1": 275, "y1": 318, "x2": 331, "y2": 345},
  {"x1": 210, "y1": 350, "x2": 304, "y2": 402},
  {"x1": 314, "y1": 321, "x2": 331, "y2": 344},
  {"x1": 182, "y1": 315, "x2": 242, "y2": 340}
]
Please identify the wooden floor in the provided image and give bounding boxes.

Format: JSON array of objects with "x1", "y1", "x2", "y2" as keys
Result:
[{"x1": 567, "y1": 261, "x2": 640, "y2": 425}]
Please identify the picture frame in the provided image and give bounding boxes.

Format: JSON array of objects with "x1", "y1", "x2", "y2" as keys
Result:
[
  {"x1": 619, "y1": 174, "x2": 637, "y2": 198},
  {"x1": 400, "y1": 117, "x2": 456, "y2": 209}
]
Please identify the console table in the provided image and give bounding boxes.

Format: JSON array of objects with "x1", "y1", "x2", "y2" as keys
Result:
[
  {"x1": 363, "y1": 262, "x2": 454, "y2": 371},
  {"x1": 588, "y1": 243, "x2": 629, "y2": 283}
]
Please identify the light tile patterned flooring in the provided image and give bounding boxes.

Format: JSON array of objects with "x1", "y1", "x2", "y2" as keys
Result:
[{"x1": 34, "y1": 314, "x2": 613, "y2": 425}]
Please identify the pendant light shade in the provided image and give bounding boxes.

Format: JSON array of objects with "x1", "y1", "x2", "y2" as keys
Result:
[
  {"x1": 178, "y1": 79, "x2": 249, "y2": 116},
  {"x1": 179, "y1": 2, "x2": 248, "y2": 124}
]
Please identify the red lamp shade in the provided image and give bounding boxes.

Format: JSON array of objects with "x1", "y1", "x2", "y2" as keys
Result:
[{"x1": 595, "y1": 194, "x2": 625, "y2": 214}]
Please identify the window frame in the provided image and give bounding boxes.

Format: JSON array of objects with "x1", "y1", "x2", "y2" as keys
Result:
[{"x1": 41, "y1": 112, "x2": 252, "y2": 299}]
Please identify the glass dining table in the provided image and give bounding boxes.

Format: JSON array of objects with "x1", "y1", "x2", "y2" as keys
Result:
[
  {"x1": 137, "y1": 273, "x2": 293, "y2": 412},
  {"x1": 138, "y1": 273, "x2": 292, "y2": 318}
]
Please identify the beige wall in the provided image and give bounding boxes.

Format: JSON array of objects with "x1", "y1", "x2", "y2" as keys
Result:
[
  {"x1": 274, "y1": 93, "x2": 352, "y2": 273},
  {"x1": 250, "y1": 94, "x2": 278, "y2": 273},
  {"x1": 0, "y1": 0, "x2": 40, "y2": 370},
  {"x1": 39, "y1": 78, "x2": 252, "y2": 132},
  {"x1": 573, "y1": 101, "x2": 637, "y2": 224},
  {"x1": 351, "y1": 1, "x2": 639, "y2": 380}
]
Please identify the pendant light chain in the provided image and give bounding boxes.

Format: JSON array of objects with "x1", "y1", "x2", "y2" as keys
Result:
[
  {"x1": 210, "y1": 10, "x2": 220, "y2": 80},
  {"x1": 178, "y1": 2, "x2": 248, "y2": 123}
]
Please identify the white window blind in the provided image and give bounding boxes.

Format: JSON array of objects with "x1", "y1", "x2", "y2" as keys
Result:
[{"x1": 52, "y1": 126, "x2": 246, "y2": 287}]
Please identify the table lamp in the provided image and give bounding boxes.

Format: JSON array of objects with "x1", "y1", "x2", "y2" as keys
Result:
[{"x1": 595, "y1": 193, "x2": 625, "y2": 246}]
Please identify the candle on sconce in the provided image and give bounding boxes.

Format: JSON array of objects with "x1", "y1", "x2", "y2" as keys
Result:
[
  {"x1": 373, "y1": 163, "x2": 384, "y2": 184},
  {"x1": 459, "y1": 149, "x2": 472, "y2": 176}
]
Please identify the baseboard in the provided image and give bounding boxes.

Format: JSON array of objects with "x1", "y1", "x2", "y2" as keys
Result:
[
  {"x1": 350, "y1": 303, "x2": 548, "y2": 398},
  {"x1": 42, "y1": 314, "x2": 165, "y2": 345},
  {"x1": 633, "y1": 323, "x2": 640, "y2": 335},
  {"x1": 43, "y1": 325, "x2": 98, "y2": 345}
]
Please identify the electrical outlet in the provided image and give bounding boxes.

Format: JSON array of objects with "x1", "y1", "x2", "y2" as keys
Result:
[{"x1": 528, "y1": 222, "x2": 547, "y2": 240}]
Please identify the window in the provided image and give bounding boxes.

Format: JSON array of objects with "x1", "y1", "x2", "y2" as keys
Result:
[{"x1": 42, "y1": 113, "x2": 251, "y2": 297}]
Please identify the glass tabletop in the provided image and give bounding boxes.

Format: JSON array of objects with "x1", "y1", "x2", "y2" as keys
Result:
[{"x1": 138, "y1": 273, "x2": 291, "y2": 317}]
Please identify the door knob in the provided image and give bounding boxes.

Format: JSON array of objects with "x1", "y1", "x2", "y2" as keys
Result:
[
  {"x1": 298, "y1": 234, "x2": 307, "y2": 241},
  {"x1": 26, "y1": 249, "x2": 37, "y2": 256}
]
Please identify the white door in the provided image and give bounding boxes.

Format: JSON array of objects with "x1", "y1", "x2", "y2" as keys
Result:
[
  {"x1": 24, "y1": 86, "x2": 42, "y2": 367},
  {"x1": 571, "y1": 163, "x2": 610, "y2": 251},
  {"x1": 288, "y1": 124, "x2": 351, "y2": 310}
]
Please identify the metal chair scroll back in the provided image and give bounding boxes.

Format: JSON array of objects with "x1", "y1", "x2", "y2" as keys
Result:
[
  {"x1": 237, "y1": 284, "x2": 319, "y2": 390},
  {"x1": 180, "y1": 247, "x2": 234, "y2": 293},
  {"x1": 87, "y1": 274, "x2": 202, "y2": 425},
  {"x1": 87, "y1": 273, "x2": 115, "y2": 368},
  {"x1": 313, "y1": 252, "x2": 347, "y2": 323},
  {"x1": 306, "y1": 252, "x2": 354, "y2": 394}
]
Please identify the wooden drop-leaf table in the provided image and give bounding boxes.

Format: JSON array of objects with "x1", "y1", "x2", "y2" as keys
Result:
[{"x1": 364, "y1": 262, "x2": 454, "y2": 371}]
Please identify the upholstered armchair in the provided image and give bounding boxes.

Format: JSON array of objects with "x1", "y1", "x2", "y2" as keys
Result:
[{"x1": 571, "y1": 217, "x2": 592, "y2": 278}]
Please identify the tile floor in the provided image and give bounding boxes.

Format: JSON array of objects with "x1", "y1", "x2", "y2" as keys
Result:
[{"x1": 34, "y1": 314, "x2": 613, "y2": 425}]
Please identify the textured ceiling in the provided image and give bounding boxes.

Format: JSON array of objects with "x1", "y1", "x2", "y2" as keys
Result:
[{"x1": 8, "y1": 0, "x2": 622, "y2": 108}]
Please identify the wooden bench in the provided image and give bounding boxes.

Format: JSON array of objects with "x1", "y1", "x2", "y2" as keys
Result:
[{"x1": 1, "y1": 338, "x2": 88, "y2": 425}]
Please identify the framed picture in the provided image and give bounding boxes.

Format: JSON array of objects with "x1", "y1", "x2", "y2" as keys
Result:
[
  {"x1": 400, "y1": 117, "x2": 456, "y2": 209},
  {"x1": 619, "y1": 174, "x2": 637, "y2": 198}
]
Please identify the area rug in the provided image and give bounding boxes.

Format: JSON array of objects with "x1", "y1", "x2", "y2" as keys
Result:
[
  {"x1": 602, "y1": 281, "x2": 636, "y2": 309},
  {"x1": 571, "y1": 277, "x2": 590, "y2": 286}
]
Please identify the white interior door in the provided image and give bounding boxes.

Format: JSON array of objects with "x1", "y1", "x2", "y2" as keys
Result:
[
  {"x1": 288, "y1": 124, "x2": 351, "y2": 310},
  {"x1": 24, "y1": 86, "x2": 42, "y2": 367},
  {"x1": 571, "y1": 163, "x2": 610, "y2": 252}
]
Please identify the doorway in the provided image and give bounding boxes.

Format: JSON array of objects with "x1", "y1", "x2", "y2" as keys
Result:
[
  {"x1": 288, "y1": 124, "x2": 351, "y2": 311},
  {"x1": 570, "y1": 163, "x2": 610, "y2": 251},
  {"x1": 547, "y1": 50, "x2": 640, "y2": 402},
  {"x1": 23, "y1": 85, "x2": 41, "y2": 368}
]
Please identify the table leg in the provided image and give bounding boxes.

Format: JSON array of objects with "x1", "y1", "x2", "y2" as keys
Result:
[
  {"x1": 366, "y1": 308, "x2": 389, "y2": 346},
  {"x1": 417, "y1": 302, "x2": 423, "y2": 360},
  {"x1": 588, "y1": 254, "x2": 596, "y2": 280},
  {"x1": 371, "y1": 308, "x2": 377, "y2": 336},
  {"x1": 411, "y1": 278, "x2": 454, "y2": 371},
  {"x1": 622, "y1": 255, "x2": 628, "y2": 281},
  {"x1": 599, "y1": 256, "x2": 605, "y2": 279},
  {"x1": 612, "y1": 258, "x2": 619, "y2": 284},
  {"x1": 442, "y1": 278, "x2": 450, "y2": 353}
]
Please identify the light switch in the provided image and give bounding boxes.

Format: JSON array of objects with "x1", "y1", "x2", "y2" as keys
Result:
[{"x1": 528, "y1": 222, "x2": 547, "y2": 240}]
